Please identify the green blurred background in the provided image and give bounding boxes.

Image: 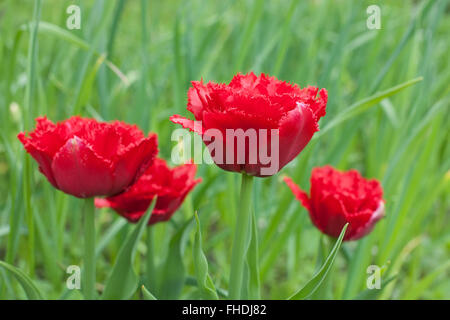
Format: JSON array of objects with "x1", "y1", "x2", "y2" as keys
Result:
[{"x1": 0, "y1": 0, "x2": 449, "y2": 299}]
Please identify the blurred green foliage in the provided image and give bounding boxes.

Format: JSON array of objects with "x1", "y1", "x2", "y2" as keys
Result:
[{"x1": 0, "y1": 0, "x2": 448, "y2": 299}]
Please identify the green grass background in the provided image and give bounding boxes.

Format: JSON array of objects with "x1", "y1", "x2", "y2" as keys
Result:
[{"x1": 0, "y1": 0, "x2": 449, "y2": 299}]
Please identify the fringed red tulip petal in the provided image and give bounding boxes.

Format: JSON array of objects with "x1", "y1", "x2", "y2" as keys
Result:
[
  {"x1": 283, "y1": 176, "x2": 311, "y2": 211},
  {"x1": 18, "y1": 116, "x2": 158, "y2": 198},
  {"x1": 52, "y1": 136, "x2": 114, "y2": 198},
  {"x1": 284, "y1": 165, "x2": 385, "y2": 241},
  {"x1": 95, "y1": 158, "x2": 201, "y2": 226},
  {"x1": 170, "y1": 72, "x2": 328, "y2": 177},
  {"x1": 111, "y1": 135, "x2": 158, "y2": 194},
  {"x1": 278, "y1": 103, "x2": 318, "y2": 169}
]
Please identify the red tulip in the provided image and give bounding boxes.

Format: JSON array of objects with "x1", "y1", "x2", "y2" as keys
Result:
[
  {"x1": 284, "y1": 166, "x2": 385, "y2": 240},
  {"x1": 170, "y1": 72, "x2": 327, "y2": 177},
  {"x1": 94, "y1": 158, "x2": 201, "y2": 225},
  {"x1": 18, "y1": 116, "x2": 158, "y2": 198}
]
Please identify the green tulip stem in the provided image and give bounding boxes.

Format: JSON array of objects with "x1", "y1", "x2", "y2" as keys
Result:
[
  {"x1": 228, "y1": 173, "x2": 254, "y2": 299},
  {"x1": 83, "y1": 199, "x2": 96, "y2": 300}
]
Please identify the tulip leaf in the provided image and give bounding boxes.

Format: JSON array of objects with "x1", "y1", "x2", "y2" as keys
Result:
[
  {"x1": 141, "y1": 285, "x2": 157, "y2": 300},
  {"x1": 158, "y1": 218, "x2": 193, "y2": 299},
  {"x1": 101, "y1": 199, "x2": 155, "y2": 300},
  {"x1": 310, "y1": 236, "x2": 333, "y2": 299},
  {"x1": 192, "y1": 213, "x2": 218, "y2": 300},
  {"x1": 0, "y1": 260, "x2": 43, "y2": 300},
  {"x1": 289, "y1": 223, "x2": 348, "y2": 300}
]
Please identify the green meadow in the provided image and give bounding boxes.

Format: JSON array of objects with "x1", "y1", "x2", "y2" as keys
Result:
[{"x1": 0, "y1": 0, "x2": 449, "y2": 299}]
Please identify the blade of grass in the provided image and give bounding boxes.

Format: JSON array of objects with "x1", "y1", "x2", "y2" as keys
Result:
[
  {"x1": 141, "y1": 285, "x2": 157, "y2": 300},
  {"x1": 25, "y1": 22, "x2": 129, "y2": 85},
  {"x1": 315, "y1": 77, "x2": 423, "y2": 138},
  {"x1": 0, "y1": 261, "x2": 43, "y2": 300},
  {"x1": 272, "y1": 0, "x2": 300, "y2": 74},
  {"x1": 22, "y1": 0, "x2": 42, "y2": 278},
  {"x1": 73, "y1": 54, "x2": 106, "y2": 115},
  {"x1": 101, "y1": 199, "x2": 155, "y2": 300},
  {"x1": 234, "y1": 0, "x2": 265, "y2": 71},
  {"x1": 369, "y1": 0, "x2": 433, "y2": 92},
  {"x1": 193, "y1": 213, "x2": 218, "y2": 300},
  {"x1": 247, "y1": 209, "x2": 261, "y2": 299},
  {"x1": 289, "y1": 224, "x2": 348, "y2": 300},
  {"x1": 158, "y1": 218, "x2": 193, "y2": 299},
  {"x1": 403, "y1": 261, "x2": 450, "y2": 300}
]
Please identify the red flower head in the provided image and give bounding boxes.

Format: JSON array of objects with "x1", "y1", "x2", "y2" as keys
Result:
[
  {"x1": 94, "y1": 158, "x2": 201, "y2": 225},
  {"x1": 284, "y1": 166, "x2": 385, "y2": 241},
  {"x1": 170, "y1": 72, "x2": 327, "y2": 177},
  {"x1": 18, "y1": 116, "x2": 158, "y2": 198}
]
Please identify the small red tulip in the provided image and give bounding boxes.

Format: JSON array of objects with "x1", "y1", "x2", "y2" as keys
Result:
[
  {"x1": 94, "y1": 158, "x2": 201, "y2": 225},
  {"x1": 170, "y1": 72, "x2": 327, "y2": 177},
  {"x1": 284, "y1": 166, "x2": 385, "y2": 240},
  {"x1": 18, "y1": 116, "x2": 158, "y2": 198}
]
